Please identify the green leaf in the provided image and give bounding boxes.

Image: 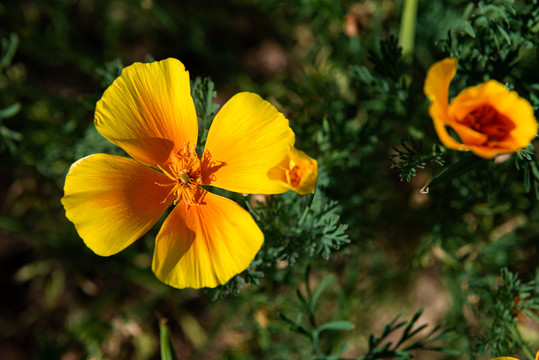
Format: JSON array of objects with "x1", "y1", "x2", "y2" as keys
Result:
[
  {"x1": 496, "y1": 24, "x2": 512, "y2": 45},
  {"x1": 463, "y1": 21, "x2": 476, "y2": 38},
  {"x1": 0, "y1": 33, "x2": 19, "y2": 71},
  {"x1": 159, "y1": 321, "x2": 177, "y2": 360},
  {"x1": 316, "y1": 320, "x2": 355, "y2": 332},
  {"x1": 0, "y1": 102, "x2": 21, "y2": 119},
  {"x1": 422, "y1": 152, "x2": 483, "y2": 192},
  {"x1": 312, "y1": 321, "x2": 354, "y2": 359},
  {"x1": 95, "y1": 59, "x2": 123, "y2": 87},
  {"x1": 309, "y1": 275, "x2": 336, "y2": 316}
]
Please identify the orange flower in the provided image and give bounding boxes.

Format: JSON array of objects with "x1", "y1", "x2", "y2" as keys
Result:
[
  {"x1": 491, "y1": 350, "x2": 539, "y2": 360},
  {"x1": 268, "y1": 146, "x2": 318, "y2": 195},
  {"x1": 61, "y1": 58, "x2": 314, "y2": 289},
  {"x1": 424, "y1": 58, "x2": 537, "y2": 158}
]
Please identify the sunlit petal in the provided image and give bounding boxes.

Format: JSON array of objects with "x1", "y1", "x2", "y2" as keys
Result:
[
  {"x1": 152, "y1": 189, "x2": 263, "y2": 289},
  {"x1": 61, "y1": 154, "x2": 172, "y2": 256},
  {"x1": 95, "y1": 58, "x2": 198, "y2": 167},
  {"x1": 202, "y1": 92, "x2": 295, "y2": 194}
]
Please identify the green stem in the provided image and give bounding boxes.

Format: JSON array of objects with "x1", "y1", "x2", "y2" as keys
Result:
[
  {"x1": 508, "y1": 324, "x2": 534, "y2": 360},
  {"x1": 421, "y1": 153, "x2": 483, "y2": 193},
  {"x1": 398, "y1": 0, "x2": 418, "y2": 58},
  {"x1": 160, "y1": 320, "x2": 177, "y2": 360},
  {"x1": 298, "y1": 190, "x2": 316, "y2": 226}
]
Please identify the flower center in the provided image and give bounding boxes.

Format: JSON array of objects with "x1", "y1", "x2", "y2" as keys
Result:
[
  {"x1": 289, "y1": 165, "x2": 303, "y2": 188},
  {"x1": 178, "y1": 172, "x2": 191, "y2": 184},
  {"x1": 460, "y1": 104, "x2": 515, "y2": 142},
  {"x1": 156, "y1": 143, "x2": 203, "y2": 206}
]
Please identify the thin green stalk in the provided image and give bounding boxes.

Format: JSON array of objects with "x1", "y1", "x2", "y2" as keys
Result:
[
  {"x1": 508, "y1": 324, "x2": 534, "y2": 360},
  {"x1": 298, "y1": 190, "x2": 316, "y2": 227},
  {"x1": 160, "y1": 320, "x2": 177, "y2": 360},
  {"x1": 398, "y1": 0, "x2": 418, "y2": 58}
]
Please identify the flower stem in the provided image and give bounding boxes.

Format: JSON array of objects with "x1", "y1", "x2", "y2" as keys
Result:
[
  {"x1": 298, "y1": 190, "x2": 316, "y2": 226},
  {"x1": 398, "y1": 0, "x2": 418, "y2": 59}
]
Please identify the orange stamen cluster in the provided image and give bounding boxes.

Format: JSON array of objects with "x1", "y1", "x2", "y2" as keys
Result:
[
  {"x1": 459, "y1": 105, "x2": 515, "y2": 142},
  {"x1": 288, "y1": 165, "x2": 303, "y2": 188},
  {"x1": 156, "y1": 143, "x2": 202, "y2": 206}
]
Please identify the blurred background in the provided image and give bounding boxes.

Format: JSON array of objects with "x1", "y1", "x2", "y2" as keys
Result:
[{"x1": 1, "y1": 0, "x2": 538, "y2": 359}]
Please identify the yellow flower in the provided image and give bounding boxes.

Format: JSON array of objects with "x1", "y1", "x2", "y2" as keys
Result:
[
  {"x1": 424, "y1": 58, "x2": 537, "y2": 158},
  {"x1": 61, "y1": 58, "x2": 307, "y2": 289},
  {"x1": 268, "y1": 146, "x2": 318, "y2": 195},
  {"x1": 491, "y1": 350, "x2": 539, "y2": 360},
  {"x1": 492, "y1": 351, "x2": 539, "y2": 360}
]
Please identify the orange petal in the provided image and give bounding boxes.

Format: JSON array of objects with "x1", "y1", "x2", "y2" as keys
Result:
[
  {"x1": 61, "y1": 154, "x2": 172, "y2": 256},
  {"x1": 95, "y1": 58, "x2": 198, "y2": 167},
  {"x1": 429, "y1": 103, "x2": 471, "y2": 151},
  {"x1": 467, "y1": 145, "x2": 504, "y2": 159},
  {"x1": 202, "y1": 92, "x2": 295, "y2": 194},
  {"x1": 485, "y1": 82, "x2": 537, "y2": 149},
  {"x1": 424, "y1": 58, "x2": 468, "y2": 151},
  {"x1": 268, "y1": 146, "x2": 318, "y2": 194},
  {"x1": 152, "y1": 189, "x2": 263, "y2": 289},
  {"x1": 447, "y1": 119, "x2": 488, "y2": 146},
  {"x1": 449, "y1": 80, "x2": 508, "y2": 120},
  {"x1": 424, "y1": 58, "x2": 457, "y2": 111}
]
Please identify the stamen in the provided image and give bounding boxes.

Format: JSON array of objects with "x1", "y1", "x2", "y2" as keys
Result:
[
  {"x1": 155, "y1": 142, "x2": 204, "y2": 206},
  {"x1": 157, "y1": 164, "x2": 176, "y2": 181},
  {"x1": 289, "y1": 165, "x2": 303, "y2": 188}
]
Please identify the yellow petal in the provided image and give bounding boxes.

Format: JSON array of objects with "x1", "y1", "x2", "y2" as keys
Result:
[
  {"x1": 202, "y1": 92, "x2": 295, "y2": 194},
  {"x1": 95, "y1": 58, "x2": 198, "y2": 167},
  {"x1": 449, "y1": 82, "x2": 498, "y2": 118},
  {"x1": 485, "y1": 82, "x2": 537, "y2": 149},
  {"x1": 152, "y1": 189, "x2": 263, "y2": 289},
  {"x1": 268, "y1": 146, "x2": 318, "y2": 194},
  {"x1": 424, "y1": 58, "x2": 457, "y2": 111},
  {"x1": 61, "y1": 154, "x2": 172, "y2": 256},
  {"x1": 424, "y1": 58, "x2": 468, "y2": 151},
  {"x1": 491, "y1": 357, "x2": 520, "y2": 360}
]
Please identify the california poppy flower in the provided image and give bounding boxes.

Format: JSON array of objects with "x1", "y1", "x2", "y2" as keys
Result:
[
  {"x1": 61, "y1": 58, "x2": 316, "y2": 289},
  {"x1": 268, "y1": 146, "x2": 318, "y2": 195},
  {"x1": 424, "y1": 58, "x2": 537, "y2": 158},
  {"x1": 491, "y1": 350, "x2": 539, "y2": 360}
]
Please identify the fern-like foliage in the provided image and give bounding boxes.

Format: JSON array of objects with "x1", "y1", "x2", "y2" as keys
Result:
[{"x1": 390, "y1": 137, "x2": 445, "y2": 182}]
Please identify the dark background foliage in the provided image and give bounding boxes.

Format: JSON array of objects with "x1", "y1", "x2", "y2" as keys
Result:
[{"x1": 0, "y1": 0, "x2": 538, "y2": 359}]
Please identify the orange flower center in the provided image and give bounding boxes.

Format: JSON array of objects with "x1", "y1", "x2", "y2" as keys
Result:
[
  {"x1": 156, "y1": 143, "x2": 203, "y2": 206},
  {"x1": 289, "y1": 165, "x2": 303, "y2": 188},
  {"x1": 460, "y1": 104, "x2": 515, "y2": 142}
]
